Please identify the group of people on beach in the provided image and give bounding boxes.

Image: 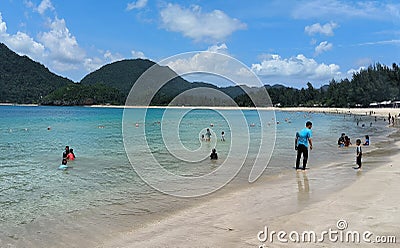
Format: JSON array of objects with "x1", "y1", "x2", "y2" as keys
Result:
[
  {"x1": 59, "y1": 145, "x2": 75, "y2": 170},
  {"x1": 337, "y1": 133, "x2": 369, "y2": 170},
  {"x1": 388, "y1": 113, "x2": 398, "y2": 126},
  {"x1": 295, "y1": 121, "x2": 367, "y2": 172},
  {"x1": 337, "y1": 133, "x2": 369, "y2": 148}
]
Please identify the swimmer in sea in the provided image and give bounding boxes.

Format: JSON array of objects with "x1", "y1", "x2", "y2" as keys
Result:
[
  {"x1": 58, "y1": 158, "x2": 68, "y2": 170},
  {"x1": 210, "y1": 148, "x2": 218, "y2": 160},
  {"x1": 67, "y1": 148, "x2": 75, "y2": 160}
]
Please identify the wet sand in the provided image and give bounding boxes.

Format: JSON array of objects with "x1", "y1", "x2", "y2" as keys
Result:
[{"x1": 100, "y1": 137, "x2": 400, "y2": 247}]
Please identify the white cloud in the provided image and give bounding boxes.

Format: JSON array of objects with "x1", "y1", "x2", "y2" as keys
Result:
[
  {"x1": 4, "y1": 32, "x2": 45, "y2": 60},
  {"x1": 38, "y1": 17, "x2": 85, "y2": 70},
  {"x1": 160, "y1": 3, "x2": 246, "y2": 42},
  {"x1": 1, "y1": 8, "x2": 121, "y2": 81},
  {"x1": 387, "y1": 3, "x2": 400, "y2": 20},
  {"x1": 305, "y1": 22, "x2": 338, "y2": 36},
  {"x1": 207, "y1": 43, "x2": 228, "y2": 53},
  {"x1": 165, "y1": 44, "x2": 231, "y2": 74},
  {"x1": 36, "y1": 0, "x2": 55, "y2": 15},
  {"x1": 357, "y1": 39, "x2": 400, "y2": 46},
  {"x1": 83, "y1": 50, "x2": 133, "y2": 73},
  {"x1": 292, "y1": 0, "x2": 400, "y2": 21},
  {"x1": 126, "y1": 0, "x2": 148, "y2": 11},
  {"x1": 315, "y1": 41, "x2": 333, "y2": 55},
  {"x1": 131, "y1": 50, "x2": 146, "y2": 58},
  {"x1": 83, "y1": 57, "x2": 105, "y2": 72},
  {"x1": 0, "y1": 13, "x2": 7, "y2": 33},
  {"x1": 251, "y1": 54, "x2": 341, "y2": 84},
  {"x1": 24, "y1": 1, "x2": 35, "y2": 9},
  {"x1": 355, "y1": 58, "x2": 373, "y2": 67},
  {"x1": 163, "y1": 45, "x2": 343, "y2": 87},
  {"x1": 5, "y1": 2, "x2": 86, "y2": 72},
  {"x1": 163, "y1": 43, "x2": 260, "y2": 86},
  {"x1": 310, "y1": 38, "x2": 317, "y2": 45},
  {"x1": 347, "y1": 66, "x2": 366, "y2": 76},
  {"x1": 0, "y1": 13, "x2": 45, "y2": 61},
  {"x1": 103, "y1": 50, "x2": 123, "y2": 62}
]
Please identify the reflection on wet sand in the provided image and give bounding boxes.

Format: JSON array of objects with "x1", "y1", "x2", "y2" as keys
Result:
[{"x1": 296, "y1": 172, "x2": 310, "y2": 203}]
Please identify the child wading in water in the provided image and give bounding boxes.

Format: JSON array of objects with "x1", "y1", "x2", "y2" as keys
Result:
[
  {"x1": 210, "y1": 148, "x2": 218, "y2": 160},
  {"x1": 355, "y1": 139, "x2": 362, "y2": 170}
]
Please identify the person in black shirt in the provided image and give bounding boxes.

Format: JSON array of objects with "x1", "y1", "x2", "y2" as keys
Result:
[
  {"x1": 338, "y1": 133, "x2": 345, "y2": 147},
  {"x1": 355, "y1": 139, "x2": 362, "y2": 170},
  {"x1": 63, "y1": 146, "x2": 70, "y2": 158},
  {"x1": 210, "y1": 148, "x2": 218, "y2": 160}
]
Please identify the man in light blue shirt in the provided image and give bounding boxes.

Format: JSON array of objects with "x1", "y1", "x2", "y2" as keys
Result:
[{"x1": 295, "y1": 121, "x2": 313, "y2": 170}]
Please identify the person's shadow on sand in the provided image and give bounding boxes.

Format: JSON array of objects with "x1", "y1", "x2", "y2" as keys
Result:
[{"x1": 296, "y1": 172, "x2": 310, "y2": 203}]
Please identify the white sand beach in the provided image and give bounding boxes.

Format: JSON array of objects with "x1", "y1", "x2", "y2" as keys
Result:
[
  {"x1": 279, "y1": 107, "x2": 400, "y2": 118},
  {"x1": 101, "y1": 141, "x2": 400, "y2": 247}
]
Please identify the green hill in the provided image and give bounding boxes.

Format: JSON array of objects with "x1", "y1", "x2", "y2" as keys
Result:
[
  {"x1": 0, "y1": 43, "x2": 73, "y2": 103},
  {"x1": 80, "y1": 59, "x2": 158, "y2": 94},
  {"x1": 80, "y1": 59, "x2": 239, "y2": 106},
  {"x1": 80, "y1": 59, "x2": 189, "y2": 105}
]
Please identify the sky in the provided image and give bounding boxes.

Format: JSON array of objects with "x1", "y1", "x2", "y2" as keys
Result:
[{"x1": 0, "y1": 0, "x2": 399, "y2": 88}]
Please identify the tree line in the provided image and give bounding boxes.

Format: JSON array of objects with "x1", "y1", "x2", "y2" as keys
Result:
[{"x1": 257, "y1": 63, "x2": 400, "y2": 107}]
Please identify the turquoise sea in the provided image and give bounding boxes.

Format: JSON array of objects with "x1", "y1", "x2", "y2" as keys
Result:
[{"x1": 0, "y1": 105, "x2": 393, "y2": 247}]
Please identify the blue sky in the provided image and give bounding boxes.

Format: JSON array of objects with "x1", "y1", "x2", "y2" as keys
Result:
[{"x1": 0, "y1": 0, "x2": 399, "y2": 88}]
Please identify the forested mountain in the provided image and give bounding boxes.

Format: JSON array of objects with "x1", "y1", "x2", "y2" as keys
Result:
[
  {"x1": 1, "y1": 42, "x2": 399, "y2": 107},
  {"x1": 81, "y1": 59, "x2": 158, "y2": 94},
  {"x1": 81, "y1": 59, "x2": 201, "y2": 105},
  {"x1": 0, "y1": 43, "x2": 73, "y2": 103},
  {"x1": 80, "y1": 59, "x2": 249, "y2": 106}
]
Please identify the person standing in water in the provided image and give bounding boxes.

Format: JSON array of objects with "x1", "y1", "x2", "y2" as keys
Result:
[
  {"x1": 210, "y1": 148, "x2": 218, "y2": 160},
  {"x1": 205, "y1": 128, "x2": 211, "y2": 142},
  {"x1": 355, "y1": 139, "x2": 362, "y2": 170},
  {"x1": 63, "y1": 146, "x2": 70, "y2": 158},
  {"x1": 363, "y1": 135, "x2": 370, "y2": 146},
  {"x1": 295, "y1": 121, "x2": 313, "y2": 171},
  {"x1": 337, "y1": 133, "x2": 345, "y2": 147}
]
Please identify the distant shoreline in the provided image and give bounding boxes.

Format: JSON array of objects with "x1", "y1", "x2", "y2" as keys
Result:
[
  {"x1": 0, "y1": 103, "x2": 39, "y2": 107},
  {"x1": 279, "y1": 107, "x2": 400, "y2": 117},
  {"x1": 2, "y1": 103, "x2": 399, "y2": 118}
]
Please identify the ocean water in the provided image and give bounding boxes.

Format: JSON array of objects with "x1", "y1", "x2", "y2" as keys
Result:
[{"x1": 0, "y1": 106, "x2": 393, "y2": 247}]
